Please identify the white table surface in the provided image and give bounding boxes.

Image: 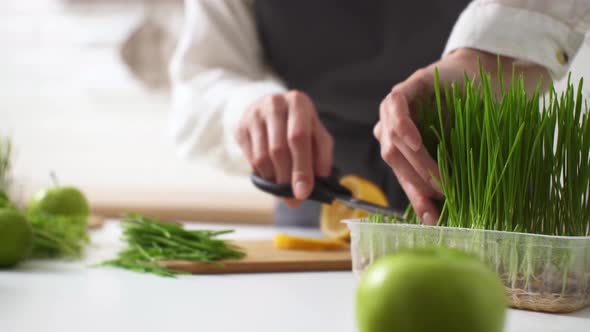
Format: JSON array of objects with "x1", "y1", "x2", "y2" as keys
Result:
[{"x1": 0, "y1": 220, "x2": 589, "y2": 332}]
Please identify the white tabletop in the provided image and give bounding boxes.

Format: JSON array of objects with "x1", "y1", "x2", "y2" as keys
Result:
[{"x1": 0, "y1": 220, "x2": 588, "y2": 332}]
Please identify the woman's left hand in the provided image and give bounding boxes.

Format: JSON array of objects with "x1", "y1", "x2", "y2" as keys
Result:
[{"x1": 374, "y1": 48, "x2": 549, "y2": 225}]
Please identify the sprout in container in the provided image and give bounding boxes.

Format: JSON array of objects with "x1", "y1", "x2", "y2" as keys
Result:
[{"x1": 348, "y1": 63, "x2": 590, "y2": 313}]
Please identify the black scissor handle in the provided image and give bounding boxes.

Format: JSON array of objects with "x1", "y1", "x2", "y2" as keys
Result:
[
  {"x1": 250, "y1": 174, "x2": 295, "y2": 198},
  {"x1": 250, "y1": 168, "x2": 352, "y2": 205}
]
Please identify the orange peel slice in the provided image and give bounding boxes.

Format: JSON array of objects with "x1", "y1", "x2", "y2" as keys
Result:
[
  {"x1": 272, "y1": 233, "x2": 349, "y2": 251},
  {"x1": 320, "y1": 175, "x2": 389, "y2": 240}
]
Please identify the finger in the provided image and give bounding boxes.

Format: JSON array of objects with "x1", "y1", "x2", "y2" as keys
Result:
[
  {"x1": 286, "y1": 91, "x2": 314, "y2": 199},
  {"x1": 391, "y1": 67, "x2": 434, "y2": 105},
  {"x1": 282, "y1": 198, "x2": 302, "y2": 209},
  {"x1": 249, "y1": 117, "x2": 274, "y2": 180},
  {"x1": 394, "y1": 138, "x2": 443, "y2": 195},
  {"x1": 381, "y1": 141, "x2": 440, "y2": 198},
  {"x1": 378, "y1": 99, "x2": 442, "y2": 195},
  {"x1": 398, "y1": 177, "x2": 440, "y2": 225},
  {"x1": 373, "y1": 121, "x2": 382, "y2": 140},
  {"x1": 235, "y1": 124, "x2": 254, "y2": 165},
  {"x1": 312, "y1": 122, "x2": 333, "y2": 177},
  {"x1": 264, "y1": 96, "x2": 292, "y2": 184},
  {"x1": 381, "y1": 92, "x2": 422, "y2": 151}
]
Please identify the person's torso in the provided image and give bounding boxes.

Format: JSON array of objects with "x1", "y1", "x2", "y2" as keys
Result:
[
  {"x1": 254, "y1": 0, "x2": 469, "y2": 210},
  {"x1": 254, "y1": 0, "x2": 469, "y2": 127}
]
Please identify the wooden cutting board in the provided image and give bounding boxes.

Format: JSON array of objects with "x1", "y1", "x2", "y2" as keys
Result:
[
  {"x1": 88, "y1": 215, "x2": 105, "y2": 229},
  {"x1": 160, "y1": 240, "x2": 352, "y2": 274}
]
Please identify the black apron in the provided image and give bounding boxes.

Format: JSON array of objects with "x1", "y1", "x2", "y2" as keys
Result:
[{"x1": 253, "y1": 0, "x2": 469, "y2": 226}]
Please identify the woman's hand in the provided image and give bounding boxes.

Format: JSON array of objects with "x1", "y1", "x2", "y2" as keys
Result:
[
  {"x1": 236, "y1": 90, "x2": 334, "y2": 207},
  {"x1": 374, "y1": 48, "x2": 549, "y2": 225}
]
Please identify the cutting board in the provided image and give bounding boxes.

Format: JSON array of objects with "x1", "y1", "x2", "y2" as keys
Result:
[
  {"x1": 88, "y1": 215, "x2": 105, "y2": 229},
  {"x1": 160, "y1": 240, "x2": 352, "y2": 274}
]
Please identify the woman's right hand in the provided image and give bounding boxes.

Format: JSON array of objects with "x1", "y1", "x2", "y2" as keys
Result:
[{"x1": 235, "y1": 90, "x2": 334, "y2": 207}]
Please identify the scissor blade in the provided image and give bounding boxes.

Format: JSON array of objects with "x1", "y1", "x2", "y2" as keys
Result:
[{"x1": 335, "y1": 197, "x2": 405, "y2": 221}]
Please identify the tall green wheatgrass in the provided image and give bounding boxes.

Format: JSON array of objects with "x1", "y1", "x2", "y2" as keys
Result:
[
  {"x1": 358, "y1": 68, "x2": 590, "y2": 312},
  {"x1": 404, "y1": 64, "x2": 590, "y2": 237}
]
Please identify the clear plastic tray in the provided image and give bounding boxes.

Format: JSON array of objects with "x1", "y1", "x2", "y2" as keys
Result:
[{"x1": 344, "y1": 219, "x2": 590, "y2": 313}]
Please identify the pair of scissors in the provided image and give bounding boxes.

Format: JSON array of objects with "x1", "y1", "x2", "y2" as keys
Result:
[{"x1": 250, "y1": 170, "x2": 405, "y2": 221}]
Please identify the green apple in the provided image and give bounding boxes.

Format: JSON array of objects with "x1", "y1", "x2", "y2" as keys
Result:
[
  {"x1": 0, "y1": 208, "x2": 33, "y2": 267},
  {"x1": 28, "y1": 186, "x2": 90, "y2": 218},
  {"x1": 356, "y1": 247, "x2": 506, "y2": 332}
]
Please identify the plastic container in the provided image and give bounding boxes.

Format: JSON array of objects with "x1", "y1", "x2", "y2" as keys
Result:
[{"x1": 344, "y1": 220, "x2": 590, "y2": 313}]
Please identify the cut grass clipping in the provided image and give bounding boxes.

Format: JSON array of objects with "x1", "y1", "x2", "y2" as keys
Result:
[
  {"x1": 101, "y1": 214, "x2": 245, "y2": 277},
  {"x1": 0, "y1": 137, "x2": 13, "y2": 207},
  {"x1": 363, "y1": 63, "x2": 590, "y2": 313},
  {"x1": 28, "y1": 212, "x2": 89, "y2": 259}
]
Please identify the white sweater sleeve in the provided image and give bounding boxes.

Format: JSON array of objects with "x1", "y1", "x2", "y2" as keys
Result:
[
  {"x1": 169, "y1": 0, "x2": 287, "y2": 175},
  {"x1": 444, "y1": 0, "x2": 590, "y2": 79}
]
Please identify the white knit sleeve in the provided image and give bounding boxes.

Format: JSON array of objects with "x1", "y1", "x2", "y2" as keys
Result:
[
  {"x1": 444, "y1": 0, "x2": 590, "y2": 79},
  {"x1": 169, "y1": 0, "x2": 287, "y2": 175}
]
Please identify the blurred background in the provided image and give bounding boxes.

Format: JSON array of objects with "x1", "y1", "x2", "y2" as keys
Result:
[
  {"x1": 0, "y1": 0, "x2": 273, "y2": 223},
  {"x1": 1, "y1": 0, "x2": 589, "y2": 224}
]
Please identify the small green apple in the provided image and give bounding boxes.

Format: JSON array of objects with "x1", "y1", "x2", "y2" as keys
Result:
[
  {"x1": 0, "y1": 208, "x2": 33, "y2": 267},
  {"x1": 28, "y1": 186, "x2": 90, "y2": 218},
  {"x1": 356, "y1": 247, "x2": 506, "y2": 332}
]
